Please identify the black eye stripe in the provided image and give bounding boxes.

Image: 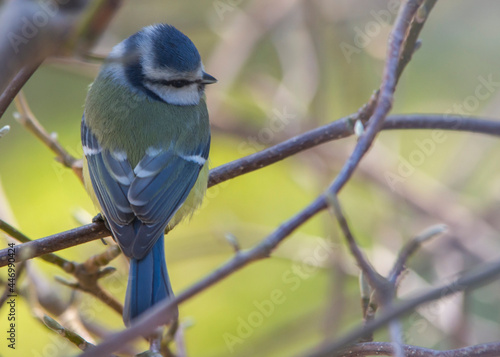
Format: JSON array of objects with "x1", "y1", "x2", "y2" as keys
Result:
[{"x1": 145, "y1": 78, "x2": 200, "y2": 88}]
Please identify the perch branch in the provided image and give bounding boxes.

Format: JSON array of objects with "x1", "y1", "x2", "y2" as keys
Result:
[
  {"x1": 208, "y1": 113, "x2": 500, "y2": 187},
  {"x1": 77, "y1": 4, "x2": 431, "y2": 354},
  {"x1": 0, "y1": 114, "x2": 499, "y2": 267},
  {"x1": 0, "y1": 221, "x2": 108, "y2": 266},
  {"x1": 0, "y1": 218, "x2": 72, "y2": 270},
  {"x1": 0, "y1": 219, "x2": 123, "y2": 314}
]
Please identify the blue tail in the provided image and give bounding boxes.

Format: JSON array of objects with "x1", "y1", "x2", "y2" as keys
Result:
[{"x1": 123, "y1": 235, "x2": 178, "y2": 325}]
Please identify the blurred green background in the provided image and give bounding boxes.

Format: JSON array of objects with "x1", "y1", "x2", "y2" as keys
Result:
[{"x1": 1, "y1": 0, "x2": 500, "y2": 356}]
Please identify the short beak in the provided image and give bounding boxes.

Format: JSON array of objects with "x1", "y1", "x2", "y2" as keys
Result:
[{"x1": 201, "y1": 72, "x2": 217, "y2": 85}]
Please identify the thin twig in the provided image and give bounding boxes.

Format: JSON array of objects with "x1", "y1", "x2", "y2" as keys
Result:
[
  {"x1": 79, "y1": 252, "x2": 500, "y2": 357},
  {"x1": 329, "y1": 197, "x2": 380, "y2": 343},
  {"x1": 326, "y1": 194, "x2": 405, "y2": 356},
  {"x1": 326, "y1": 0, "x2": 424, "y2": 199},
  {"x1": 388, "y1": 224, "x2": 448, "y2": 284},
  {"x1": 337, "y1": 341, "x2": 500, "y2": 357},
  {"x1": 301, "y1": 258, "x2": 500, "y2": 357},
  {"x1": 326, "y1": 194, "x2": 386, "y2": 291},
  {"x1": 1, "y1": 114, "x2": 497, "y2": 267},
  {"x1": 160, "y1": 319, "x2": 179, "y2": 357},
  {"x1": 396, "y1": 0, "x2": 438, "y2": 81},
  {"x1": 208, "y1": 112, "x2": 500, "y2": 187},
  {"x1": 43, "y1": 315, "x2": 120, "y2": 354},
  {"x1": 66, "y1": 0, "x2": 123, "y2": 55},
  {"x1": 67, "y1": 246, "x2": 123, "y2": 315},
  {"x1": 14, "y1": 91, "x2": 83, "y2": 182}
]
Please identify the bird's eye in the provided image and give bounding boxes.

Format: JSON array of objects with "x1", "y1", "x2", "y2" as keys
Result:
[
  {"x1": 170, "y1": 80, "x2": 190, "y2": 88},
  {"x1": 143, "y1": 78, "x2": 192, "y2": 88}
]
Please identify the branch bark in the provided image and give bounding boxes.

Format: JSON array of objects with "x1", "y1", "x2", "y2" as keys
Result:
[
  {"x1": 0, "y1": 221, "x2": 108, "y2": 266},
  {"x1": 301, "y1": 258, "x2": 500, "y2": 357},
  {"x1": 337, "y1": 341, "x2": 500, "y2": 357},
  {"x1": 76, "y1": 1, "x2": 441, "y2": 355},
  {"x1": 0, "y1": 0, "x2": 122, "y2": 121},
  {"x1": 1, "y1": 114, "x2": 500, "y2": 267}
]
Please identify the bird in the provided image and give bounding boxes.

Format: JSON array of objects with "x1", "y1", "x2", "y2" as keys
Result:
[{"x1": 80, "y1": 24, "x2": 216, "y2": 326}]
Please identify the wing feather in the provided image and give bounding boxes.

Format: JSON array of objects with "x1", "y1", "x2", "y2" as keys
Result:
[{"x1": 82, "y1": 115, "x2": 209, "y2": 259}]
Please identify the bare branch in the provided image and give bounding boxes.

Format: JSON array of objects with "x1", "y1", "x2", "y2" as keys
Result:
[
  {"x1": 43, "y1": 314, "x2": 120, "y2": 355},
  {"x1": 326, "y1": 194, "x2": 386, "y2": 291},
  {"x1": 395, "y1": 0, "x2": 438, "y2": 81},
  {"x1": 14, "y1": 91, "x2": 83, "y2": 181},
  {"x1": 67, "y1": 246, "x2": 123, "y2": 315},
  {"x1": 0, "y1": 219, "x2": 122, "y2": 314},
  {"x1": 0, "y1": 218, "x2": 73, "y2": 271},
  {"x1": 337, "y1": 341, "x2": 500, "y2": 357},
  {"x1": 0, "y1": 0, "x2": 122, "y2": 120},
  {"x1": 209, "y1": 113, "x2": 500, "y2": 187},
  {"x1": 44, "y1": 314, "x2": 93, "y2": 351},
  {"x1": 0, "y1": 113, "x2": 485, "y2": 267},
  {"x1": 0, "y1": 113, "x2": 499, "y2": 268},
  {"x1": 389, "y1": 224, "x2": 448, "y2": 284},
  {"x1": 299, "y1": 257, "x2": 500, "y2": 357},
  {"x1": 0, "y1": 221, "x2": 109, "y2": 267},
  {"x1": 327, "y1": 194, "x2": 411, "y2": 356},
  {"x1": 79, "y1": 249, "x2": 500, "y2": 357},
  {"x1": 0, "y1": 63, "x2": 40, "y2": 119},
  {"x1": 325, "y1": 0, "x2": 424, "y2": 199}
]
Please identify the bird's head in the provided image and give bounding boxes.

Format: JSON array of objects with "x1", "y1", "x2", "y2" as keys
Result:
[{"x1": 105, "y1": 24, "x2": 217, "y2": 106}]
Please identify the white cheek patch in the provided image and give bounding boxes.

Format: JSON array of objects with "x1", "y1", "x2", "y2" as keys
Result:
[{"x1": 144, "y1": 82, "x2": 201, "y2": 106}]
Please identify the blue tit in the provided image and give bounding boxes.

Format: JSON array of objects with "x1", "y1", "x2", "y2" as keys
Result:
[{"x1": 81, "y1": 24, "x2": 216, "y2": 325}]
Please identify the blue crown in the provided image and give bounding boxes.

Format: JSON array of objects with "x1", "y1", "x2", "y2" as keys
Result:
[{"x1": 150, "y1": 24, "x2": 201, "y2": 72}]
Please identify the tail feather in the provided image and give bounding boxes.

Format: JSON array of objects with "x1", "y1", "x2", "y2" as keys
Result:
[{"x1": 123, "y1": 235, "x2": 178, "y2": 325}]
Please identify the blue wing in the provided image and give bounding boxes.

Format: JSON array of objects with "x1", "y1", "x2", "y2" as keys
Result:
[{"x1": 81, "y1": 115, "x2": 209, "y2": 259}]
